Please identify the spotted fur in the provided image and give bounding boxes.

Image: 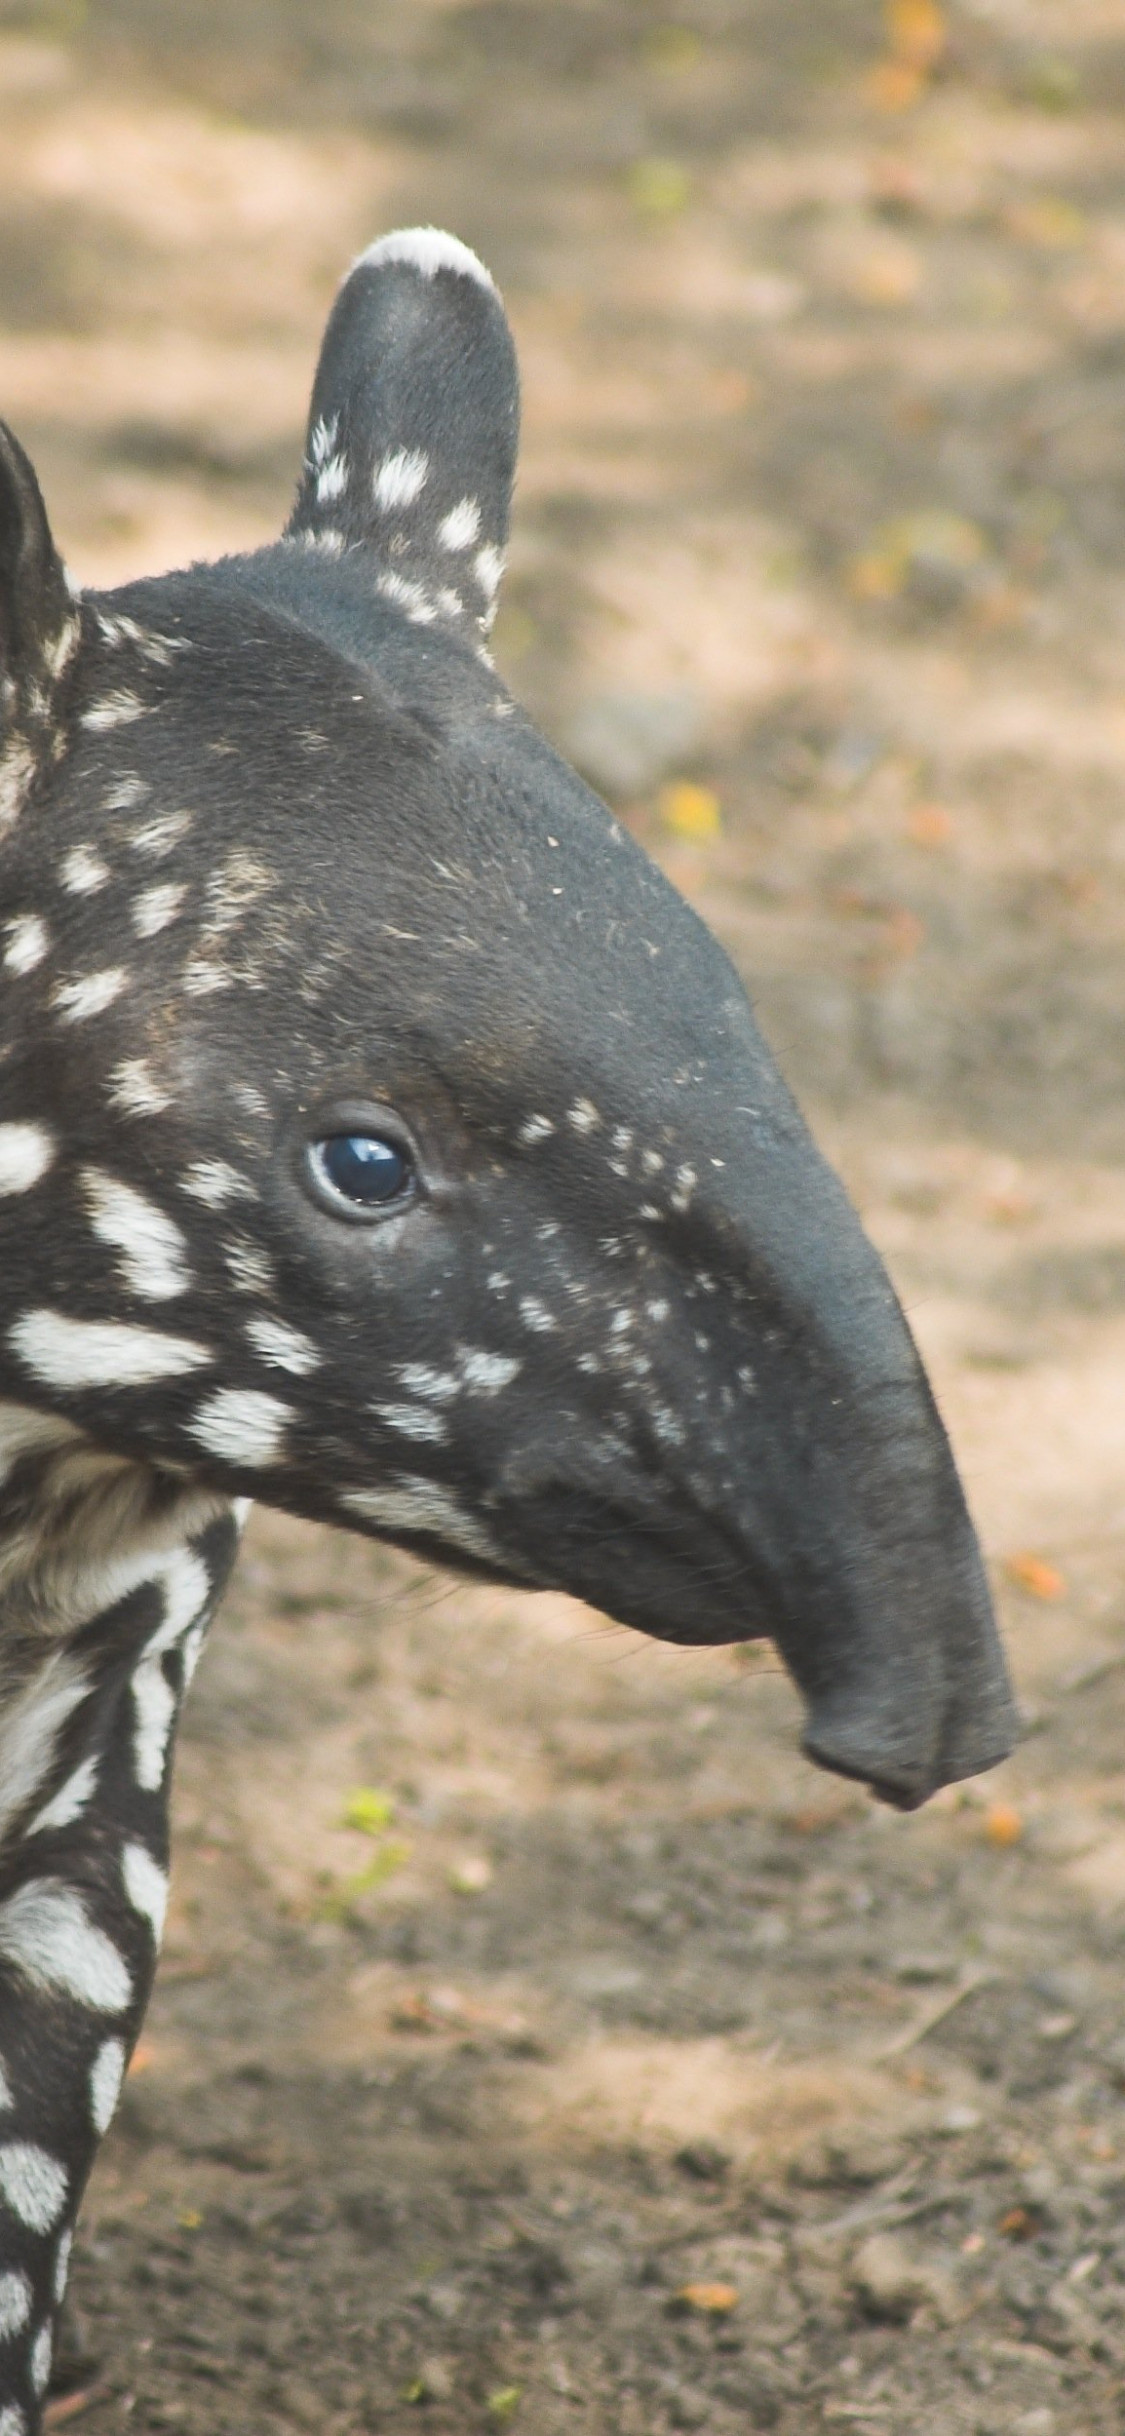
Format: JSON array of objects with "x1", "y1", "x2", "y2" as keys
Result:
[{"x1": 0, "y1": 227, "x2": 1014, "y2": 2425}]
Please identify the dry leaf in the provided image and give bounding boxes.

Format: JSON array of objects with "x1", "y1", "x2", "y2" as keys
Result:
[
  {"x1": 675, "y1": 2281, "x2": 739, "y2": 2313},
  {"x1": 659, "y1": 781, "x2": 721, "y2": 841},
  {"x1": 1004, "y1": 1552, "x2": 1066, "y2": 1601}
]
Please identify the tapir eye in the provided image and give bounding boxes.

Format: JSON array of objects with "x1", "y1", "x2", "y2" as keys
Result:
[{"x1": 307, "y1": 1131, "x2": 416, "y2": 1217}]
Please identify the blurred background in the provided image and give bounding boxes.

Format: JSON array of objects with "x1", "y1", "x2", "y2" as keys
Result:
[{"x1": 7, "y1": 5, "x2": 1125, "y2": 2433}]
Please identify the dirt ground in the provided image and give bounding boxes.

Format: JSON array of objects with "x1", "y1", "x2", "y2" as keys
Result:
[{"x1": 6, "y1": 0, "x2": 1125, "y2": 2428}]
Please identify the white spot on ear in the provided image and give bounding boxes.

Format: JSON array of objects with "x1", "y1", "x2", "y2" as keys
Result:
[
  {"x1": 438, "y1": 498, "x2": 482, "y2": 552},
  {"x1": 30, "y1": 2325, "x2": 51, "y2": 2396},
  {"x1": 53, "y1": 2227, "x2": 72, "y2": 2305},
  {"x1": 89, "y1": 2039, "x2": 126, "y2": 2136},
  {"x1": 122, "y1": 1842, "x2": 168, "y2": 1940},
  {"x1": 128, "y1": 809, "x2": 191, "y2": 858},
  {"x1": 518, "y1": 1115, "x2": 554, "y2": 1146},
  {"x1": 179, "y1": 1159, "x2": 254, "y2": 1209},
  {"x1": 132, "y1": 881, "x2": 187, "y2": 938},
  {"x1": 0, "y1": 2143, "x2": 67, "y2": 2234},
  {"x1": 474, "y1": 544, "x2": 504, "y2": 602},
  {"x1": 107, "y1": 1057, "x2": 172, "y2": 1117},
  {"x1": 308, "y1": 414, "x2": 339, "y2": 468},
  {"x1": 459, "y1": 1350, "x2": 521, "y2": 1393},
  {"x1": 0, "y1": 1124, "x2": 54, "y2": 1198},
  {"x1": 81, "y1": 1170, "x2": 190, "y2": 1300},
  {"x1": 0, "y1": 1880, "x2": 131, "y2": 2011},
  {"x1": 3, "y1": 914, "x2": 48, "y2": 975},
  {"x1": 567, "y1": 1099, "x2": 601, "y2": 1135},
  {"x1": 353, "y1": 226, "x2": 497, "y2": 293},
  {"x1": 340, "y1": 1479, "x2": 499, "y2": 1563},
  {"x1": 28, "y1": 1754, "x2": 99, "y2": 1837},
  {"x1": 245, "y1": 1317, "x2": 320, "y2": 1376},
  {"x1": 51, "y1": 967, "x2": 128, "y2": 1023},
  {"x1": 187, "y1": 1389, "x2": 291, "y2": 1468},
  {"x1": 0, "y1": 2272, "x2": 31, "y2": 2339},
  {"x1": 60, "y1": 843, "x2": 110, "y2": 895},
  {"x1": 373, "y1": 447, "x2": 429, "y2": 512},
  {"x1": 376, "y1": 570, "x2": 437, "y2": 625},
  {"x1": 316, "y1": 454, "x2": 349, "y2": 504},
  {"x1": 8, "y1": 1311, "x2": 209, "y2": 1389},
  {"x1": 80, "y1": 690, "x2": 146, "y2": 731}
]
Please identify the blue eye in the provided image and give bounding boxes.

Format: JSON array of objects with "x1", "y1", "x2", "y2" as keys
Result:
[{"x1": 310, "y1": 1133, "x2": 414, "y2": 1212}]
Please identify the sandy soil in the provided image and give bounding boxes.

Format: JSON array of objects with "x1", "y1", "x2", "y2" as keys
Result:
[{"x1": 5, "y1": 2, "x2": 1125, "y2": 2429}]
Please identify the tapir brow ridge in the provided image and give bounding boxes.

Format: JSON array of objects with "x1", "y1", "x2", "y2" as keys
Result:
[{"x1": 0, "y1": 227, "x2": 1016, "y2": 2427}]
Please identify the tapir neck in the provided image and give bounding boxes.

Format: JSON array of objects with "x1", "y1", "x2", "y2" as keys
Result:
[{"x1": 0, "y1": 1400, "x2": 241, "y2": 2429}]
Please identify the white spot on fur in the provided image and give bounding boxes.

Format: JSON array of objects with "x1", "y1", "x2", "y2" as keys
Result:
[
  {"x1": 132, "y1": 881, "x2": 187, "y2": 938},
  {"x1": 80, "y1": 691, "x2": 146, "y2": 731},
  {"x1": 460, "y1": 1351, "x2": 521, "y2": 1393},
  {"x1": 354, "y1": 226, "x2": 497, "y2": 293},
  {"x1": 0, "y1": 2407, "x2": 23, "y2": 2436},
  {"x1": 122, "y1": 1842, "x2": 168, "y2": 1941},
  {"x1": 60, "y1": 843, "x2": 110, "y2": 895},
  {"x1": 53, "y1": 2227, "x2": 73, "y2": 2305},
  {"x1": 8, "y1": 1311, "x2": 209, "y2": 1389},
  {"x1": 51, "y1": 967, "x2": 128, "y2": 1023},
  {"x1": 43, "y1": 614, "x2": 81, "y2": 679},
  {"x1": 371, "y1": 1403, "x2": 448, "y2": 1444},
  {"x1": 376, "y1": 570, "x2": 437, "y2": 625},
  {"x1": 3, "y1": 915, "x2": 48, "y2": 975},
  {"x1": 308, "y1": 415, "x2": 339, "y2": 468},
  {"x1": 474, "y1": 544, "x2": 504, "y2": 602},
  {"x1": 396, "y1": 1364, "x2": 460, "y2": 1404},
  {"x1": 0, "y1": 1124, "x2": 54, "y2": 1199},
  {"x1": 128, "y1": 810, "x2": 191, "y2": 858},
  {"x1": 0, "y1": 1880, "x2": 131, "y2": 2011},
  {"x1": 107, "y1": 1057, "x2": 172, "y2": 1117},
  {"x1": 315, "y1": 453, "x2": 349, "y2": 504},
  {"x1": 0, "y1": 739, "x2": 36, "y2": 836},
  {"x1": 130, "y1": 1548, "x2": 213, "y2": 1790},
  {"x1": 340, "y1": 1480, "x2": 499, "y2": 1563},
  {"x1": 30, "y1": 2326, "x2": 50, "y2": 2396},
  {"x1": 518, "y1": 1296, "x2": 556, "y2": 1334},
  {"x1": 244, "y1": 1318, "x2": 319, "y2": 1377},
  {"x1": 671, "y1": 1163, "x2": 697, "y2": 1212},
  {"x1": 28, "y1": 1754, "x2": 99, "y2": 1837},
  {"x1": 223, "y1": 1238, "x2": 275, "y2": 1297},
  {"x1": 373, "y1": 447, "x2": 429, "y2": 512},
  {"x1": 438, "y1": 497, "x2": 482, "y2": 551},
  {"x1": 187, "y1": 1389, "x2": 291, "y2": 1468},
  {"x1": 81, "y1": 1170, "x2": 190, "y2": 1301},
  {"x1": 179, "y1": 1159, "x2": 254, "y2": 1209},
  {"x1": 518, "y1": 1115, "x2": 554, "y2": 1146},
  {"x1": 0, "y1": 2271, "x2": 31, "y2": 2339},
  {"x1": 567, "y1": 1099, "x2": 601, "y2": 1135},
  {"x1": 89, "y1": 2038, "x2": 126, "y2": 2136},
  {"x1": 0, "y1": 2143, "x2": 67, "y2": 2233}
]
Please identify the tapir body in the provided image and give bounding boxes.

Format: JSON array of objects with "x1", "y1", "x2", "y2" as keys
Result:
[{"x1": 0, "y1": 228, "x2": 1014, "y2": 2425}]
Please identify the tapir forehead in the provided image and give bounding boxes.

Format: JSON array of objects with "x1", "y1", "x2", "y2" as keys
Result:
[{"x1": 51, "y1": 562, "x2": 773, "y2": 1140}]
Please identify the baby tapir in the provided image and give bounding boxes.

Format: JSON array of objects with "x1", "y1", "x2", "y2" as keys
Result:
[{"x1": 0, "y1": 227, "x2": 1015, "y2": 2426}]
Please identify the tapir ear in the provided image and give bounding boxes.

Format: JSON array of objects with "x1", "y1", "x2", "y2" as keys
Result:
[
  {"x1": 285, "y1": 229, "x2": 519, "y2": 652},
  {"x1": 0, "y1": 423, "x2": 79, "y2": 829}
]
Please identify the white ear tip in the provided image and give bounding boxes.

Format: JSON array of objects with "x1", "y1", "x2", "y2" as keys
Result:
[{"x1": 349, "y1": 227, "x2": 498, "y2": 295}]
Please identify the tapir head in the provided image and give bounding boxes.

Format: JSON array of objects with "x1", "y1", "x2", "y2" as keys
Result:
[{"x1": 0, "y1": 229, "x2": 1016, "y2": 1806}]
